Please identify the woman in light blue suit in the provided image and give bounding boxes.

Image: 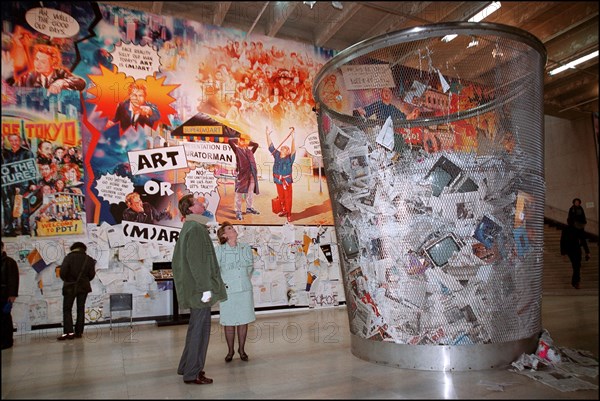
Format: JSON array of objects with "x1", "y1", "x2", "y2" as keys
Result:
[{"x1": 215, "y1": 221, "x2": 256, "y2": 362}]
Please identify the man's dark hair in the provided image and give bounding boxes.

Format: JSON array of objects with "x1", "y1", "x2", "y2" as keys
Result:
[
  {"x1": 572, "y1": 198, "x2": 582, "y2": 204},
  {"x1": 178, "y1": 194, "x2": 196, "y2": 217},
  {"x1": 70, "y1": 242, "x2": 87, "y2": 252}
]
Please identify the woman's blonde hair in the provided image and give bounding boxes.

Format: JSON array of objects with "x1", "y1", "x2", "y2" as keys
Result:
[{"x1": 216, "y1": 221, "x2": 233, "y2": 244}]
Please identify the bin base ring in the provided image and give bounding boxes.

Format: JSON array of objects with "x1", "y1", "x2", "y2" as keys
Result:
[{"x1": 350, "y1": 333, "x2": 539, "y2": 371}]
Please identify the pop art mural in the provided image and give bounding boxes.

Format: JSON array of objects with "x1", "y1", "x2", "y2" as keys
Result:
[{"x1": 1, "y1": 1, "x2": 343, "y2": 328}]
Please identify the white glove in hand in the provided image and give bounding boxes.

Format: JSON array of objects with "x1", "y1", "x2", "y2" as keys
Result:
[{"x1": 201, "y1": 291, "x2": 212, "y2": 303}]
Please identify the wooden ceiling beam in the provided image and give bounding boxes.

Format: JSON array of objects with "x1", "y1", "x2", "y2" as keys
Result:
[
  {"x1": 443, "y1": 5, "x2": 597, "y2": 95},
  {"x1": 550, "y1": 86, "x2": 599, "y2": 111},
  {"x1": 434, "y1": 3, "x2": 558, "y2": 81},
  {"x1": 545, "y1": 62, "x2": 598, "y2": 99},
  {"x1": 545, "y1": 20, "x2": 599, "y2": 68},
  {"x1": 212, "y1": 2, "x2": 232, "y2": 26},
  {"x1": 438, "y1": 1, "x2": 491, "y2": 22},
  {"x1": 486, "y1": 1, "x2": 556, "y2": 27},
  {"x1": 355, "y1": 2, "x2": 433, "y2": 43},
  {"x1": 266, "y1": 2, "x2": 300, "y2": 37},
  {"x1": 544, "y1": 71, "x2": 598, "y2": 101},
  {"x1": 525, "y1": 2, "x2": 598, "y2": 43},
  {"x1": 314, "y1": 2, "x2": 361, "y2": 47}
]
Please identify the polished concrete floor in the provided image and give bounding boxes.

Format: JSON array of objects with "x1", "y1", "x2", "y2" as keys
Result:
[{"x1": 1, "y1": 295, "x2": 598, "y2": 399}]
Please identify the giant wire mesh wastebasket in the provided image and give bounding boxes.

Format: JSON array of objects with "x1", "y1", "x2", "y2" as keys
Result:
[{"x1": 313, "y1": 22, "x2": 547, "y2": 371}]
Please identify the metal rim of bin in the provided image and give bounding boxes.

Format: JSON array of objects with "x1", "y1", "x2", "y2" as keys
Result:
[
  {"x1": 351, "y1": 334, "x2": 539, "y2": 371},
  {"x1": 312, "y1": 22, "x2": 547, "y2": 128},
  {"x1": 312, "y1": 21, "x2": 546, "y2": 371}
]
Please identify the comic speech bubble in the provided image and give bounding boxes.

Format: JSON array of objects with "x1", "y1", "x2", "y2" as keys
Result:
[
  {"x1": 111, "y1": 41, "x2": 160, "y2": 80},
  {"x1": 95, "y1": 173, "x2": 134, "y2": 204},
  {"x1": 25, "y1": 8, "x2": 80, "y2": 38},
  {"x1": 300, "y1": 132, "x2": 322, "y2": 157},
  {"x1": 185, "y1": 166, "x2": 218, "y2": 196}
]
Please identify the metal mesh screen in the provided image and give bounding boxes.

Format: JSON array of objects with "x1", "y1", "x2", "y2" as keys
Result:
[{"x1": 313, "y1": 23, "x2": 546, "y2": 346}]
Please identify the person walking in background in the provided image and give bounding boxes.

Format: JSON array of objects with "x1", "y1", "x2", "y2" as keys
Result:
[
  {"x1": 58, "y1": 242, "x2": 96, "y2": 340},
  {"x1": 266, "y1": 126, "x2": 296, "y2": 222},
  {"x1": 567, "y1": 198, "x2": 587, "y2": 232},
  {"x1": 215, "y1": 221, "x2": 255, "y2": 362},
  {"x1": 228, "y1": 134, "x2": 260, "y2": 221},
  {"x1": 173, "y1": 194, "x2": 226, "y2": 384},
  {"x1": 1, "y1": 241, "x2": 19, "y2": 349},
  {"x1": 567, "y1": 198, "x2": 590, "y2": 262},
  {"x1": 560, "y1": 223, "x2": 591, "y2": 289}
]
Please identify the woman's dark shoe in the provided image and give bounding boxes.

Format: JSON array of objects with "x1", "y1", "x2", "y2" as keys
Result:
[
  {"x1": 225, "y1": 353, "x2": 234, "y2": 362},
  {"x1": 239, "y1": 350, "x2": 249, "y2": 361}
]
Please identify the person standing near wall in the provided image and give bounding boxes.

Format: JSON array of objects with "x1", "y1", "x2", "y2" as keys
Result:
[
  {"x1": 228, "y1": 134, "x2": 260, "y2": 221},
  {"x1": 266, "y1": 126, "x2": 296, "y2": 222},
  {"x1": 1, "y1": 241, "x2": 19, "y2": 350},
  {"x1": 58, "y1": 242, "x2": 96, "y2": 340},
  {"x1": 216, "y1": 221, "x2": 255, "y2": 362},
  {"x1": 173, "y1": 194, "x2": 226, "y2": 384}
]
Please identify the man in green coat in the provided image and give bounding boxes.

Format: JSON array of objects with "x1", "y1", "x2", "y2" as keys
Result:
[{"x1": 173, "y1": 194, "x2": 227, "y2": 385}]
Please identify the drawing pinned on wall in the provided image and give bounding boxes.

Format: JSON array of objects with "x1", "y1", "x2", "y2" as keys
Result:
[
  {"x1": 27, "y1": 248, "x2": 49, "y2": 273},
  {"x1": 320, "y1": 243, "x2": 333, "y2": 263},
  {"x1": 306, "y1": 271, "x2": 317, "y2": 291},
  {"x1": 106, "y1": 224, "x2": 127, "y2": 248},
  {"x1": 309, "y1": 280, "x2": 339, "y2": 309}
]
